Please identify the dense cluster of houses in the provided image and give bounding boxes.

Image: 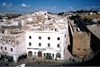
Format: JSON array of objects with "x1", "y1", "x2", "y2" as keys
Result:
[
  {"x1": 0, "y1": 11, "x2": 69, "y2": 63},
  {"x1": 0, "y1": 11, "x2": 92, "y2": 63}
]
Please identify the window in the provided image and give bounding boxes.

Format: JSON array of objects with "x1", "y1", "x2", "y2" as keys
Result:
[
  {"x1": 65, "y1": 34, "x2": 66, "y2": 37},
  {"x1": 77, "y1": 48, "x2": 80, "y2": 50},
  {"x1": 57, "y1": 37, "x2": 60, "y2": 40},
  {"x1": 52, "y1": 54, "x2": 54, "y2": 57},
  {"x1": 11, "y1": 48, "x2": 13, "y2": 52},
  {"x1": 48, "y1": 37, "x2": 50, "y2": 40},
  {"x1": 12, "y1": 40, "x2": 14, "y2": 42},
  {"x1": 29, "y1": 42, "x2": 31, "y2": 46},
  {"x1": 55, "y1": 29, "x2": 57, "y2": 31},
  {"x1": 57, "y1": 44, "x2": 60, "y2": 48},
  {"x1": 2, "y1": 30, "x2": 4, "y2": 34},
  {"x1": 39, "y1": 43, "x2": 41, "y2": 46},
  {"x1": 44, "y1": 53, "x2": 45, "y2": 56},
  {"x1": 84, "y1": 49, "x2": 86, "y2": 51},
  {"x1": 1, "y1": 46, "x2": 2, "y2": 49},
  {"x1": 48, "y1": 43, "x2": 50, "y2": 47},
  {"x1": 29, "y1": 36, "x2": 31, "y2": 39},
  {"x1": 9, "y1": 40, "x2": 10, "y2": 42},
  {"x1": 5, "y1": 47, "x2": 6, "y2": 50},
  {"x1": 4, "y1": 39, "x2": 5, "y2": 41},
  {"x1": 56, "y1": 53, "x2": 61, "y2": 58},
  {"x1": 39, "y1": 36, "x2": 41, "y2": 40}
]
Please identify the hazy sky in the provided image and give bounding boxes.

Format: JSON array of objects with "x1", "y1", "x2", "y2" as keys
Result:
[{"x1": 0, "y1": 0, "x2": 100, "y2": 14}]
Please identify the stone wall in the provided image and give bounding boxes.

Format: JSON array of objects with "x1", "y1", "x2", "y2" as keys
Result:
[{"x1": 72, "y1": 32, "x2": 91, "y2": 57}]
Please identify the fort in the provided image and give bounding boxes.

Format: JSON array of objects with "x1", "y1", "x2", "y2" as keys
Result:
[{"x1": 68, "y1": 19, "x2": 91, "y2": 57}]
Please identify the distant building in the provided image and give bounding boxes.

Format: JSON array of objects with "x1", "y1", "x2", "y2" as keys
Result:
[
  {"x1": 92, "y1": 18, "x2": 98, "y2": 23},
  {"x1": 37, "y1": 16, "x2": 42, "y2": 22},
  {"x1": 1, "y1": 22, "x2": 22, "y2": 30},
  {"x1": 0, "y1": 29, "x2": 26, "y2": 63},
  {"x1": 97, "y1": 11, "x2": 100, "y2": 14}
]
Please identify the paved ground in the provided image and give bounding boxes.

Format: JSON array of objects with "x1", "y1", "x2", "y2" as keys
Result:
[
  {"x1": 0, "y1": 44, "x2": 94, "y2": 66},
  {"x1": 87, "y1": 25, "x2": 100, "y2": 39}
]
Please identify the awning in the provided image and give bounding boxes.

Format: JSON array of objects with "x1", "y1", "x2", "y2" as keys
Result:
[{"x1": 4, "y1": 55, "x2": 13, "y2": 59}]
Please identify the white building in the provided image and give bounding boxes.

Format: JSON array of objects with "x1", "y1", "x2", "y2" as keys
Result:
[
  {"x1": 0, "y1": 29, "x2": 26, "y2": 63},
  {"x1": 26, "y1": 29, "x2": 67, "y2": 60},
  {"x1": 98, "y1": 11, "x2": 100, "y2": 14}
]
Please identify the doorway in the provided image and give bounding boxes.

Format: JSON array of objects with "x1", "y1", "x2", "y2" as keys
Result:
[
  {"x1": 38, "y1": 51, "x2": 42, "y2": 57},
  {"x1": 28, "y1": 51, "x2": 32, "y2": 57}
]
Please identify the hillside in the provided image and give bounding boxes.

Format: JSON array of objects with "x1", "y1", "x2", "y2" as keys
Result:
[{"x1": 81, "y1": 14, "x2": 100, "y2": 20}]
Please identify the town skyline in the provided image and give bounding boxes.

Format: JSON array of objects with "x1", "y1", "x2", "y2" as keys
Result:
[{"x1": 0, "y1": 0, "x2": 100, "y2": 14}]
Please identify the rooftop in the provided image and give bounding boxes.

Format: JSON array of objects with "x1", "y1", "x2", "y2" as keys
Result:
[{"x1": 0, "y1": 29, "x2": 25, "y2": 36}]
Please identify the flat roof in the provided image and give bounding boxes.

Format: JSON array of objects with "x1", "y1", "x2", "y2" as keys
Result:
[{"x1": 26, "y1": 30, "x2": 66, "y2": 34}]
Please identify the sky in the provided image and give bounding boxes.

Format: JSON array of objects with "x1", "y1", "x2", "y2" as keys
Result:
[{"x1": 0, "y1": 0, "x2": 100, "y2": 14}]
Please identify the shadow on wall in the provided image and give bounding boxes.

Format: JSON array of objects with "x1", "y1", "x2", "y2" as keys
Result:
[{"x1": 67, "y1": 45, "x2": 72, "y2": 55}]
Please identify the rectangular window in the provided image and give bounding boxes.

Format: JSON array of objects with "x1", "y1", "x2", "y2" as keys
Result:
[
  {"x1": 4, "y1": 39, "x2": 5, "y2": 41},
  {"x1": 77, "y1": 48, "x2": 80, "y2": 50},
  {"x1": 39, "y1": 36, "x2": 41, "y2": 40},
  {"x1": 55, "y1": 29, "x2": 57, "y2": 31},
  {"x1": 44, "y1": 53, "x2": 45, "y2": 56},
  {"x1": 29, "y1": 36, "x2": 31, "y2": 39},
  {"x1": 48, "y1": 43, "x2": 50, "y2": 47},
  {"x1": 84, "y1": 49, "x2": 86, "y2": 51},
  {"x1": 52, "y1": 54, "x2": 54, "y2": 57},
  {"x1": 11, "y1": 48, "x2": 13, "y2": 52},
  {"x1": 57, "y1": 44, "x2": 60, "y2": 47},
  {"x1": 1, "y1": 39, "x2": 2, "y2": 41},
  {"x1": 48, "y1": 37, "x2": 50, "y2": 40},
  {"x1": 9, "y1": 39, "x2": 11, "y2": 42},
  {"x1": 29, "y1": 42, "x2": 31, "y2": 46},
  {"x1": 12, "y1": 40, "x2": 14, "y2": 42},
  {"x1": 47, "y1": 53, "x2": 48, "y2": 56},
  {"x1": 1, "y1": 46, "x2": 2, "y2": 49},
  {"x1": 65, "y1": 34, "x2": 66, "y2": 37},
  {"x1": 5, "y1": 47, "x2": 6, "y2": 50},
  {"x1": 39, "y1": 43, "x2": 41, "y2": 46},
  {"x1": 57, "y1": 37, "x2": 60, "y2": 40}
]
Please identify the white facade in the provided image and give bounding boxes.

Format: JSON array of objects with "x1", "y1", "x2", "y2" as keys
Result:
[
  {"x1": 0, "y1": 30, "x2": 26, "y2": 63},
  {"x1": 26, "y1": 30, "x2": 67, "y2": 60}
]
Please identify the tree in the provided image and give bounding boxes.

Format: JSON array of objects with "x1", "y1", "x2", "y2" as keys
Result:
[
  {"x1": 80, "y1": 10, "x2": 84, "y2": 13},
  {"x1": 57, "y1": 12, "x2": 64, "y2": 15},
  {"x1": 48, "y1": 12, "x2": 51, "y2": 14}
]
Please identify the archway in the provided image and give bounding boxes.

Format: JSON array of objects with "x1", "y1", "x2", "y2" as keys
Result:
[
  {"x1": 38, "y1": 51, "x2": 42, "y2": 57},
  {"x1": 56, "y1": 53, "x2": 61, "y2": 58},
  {"x1": 28, "y1": 51, "x2": 32, "y2": 57}
]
